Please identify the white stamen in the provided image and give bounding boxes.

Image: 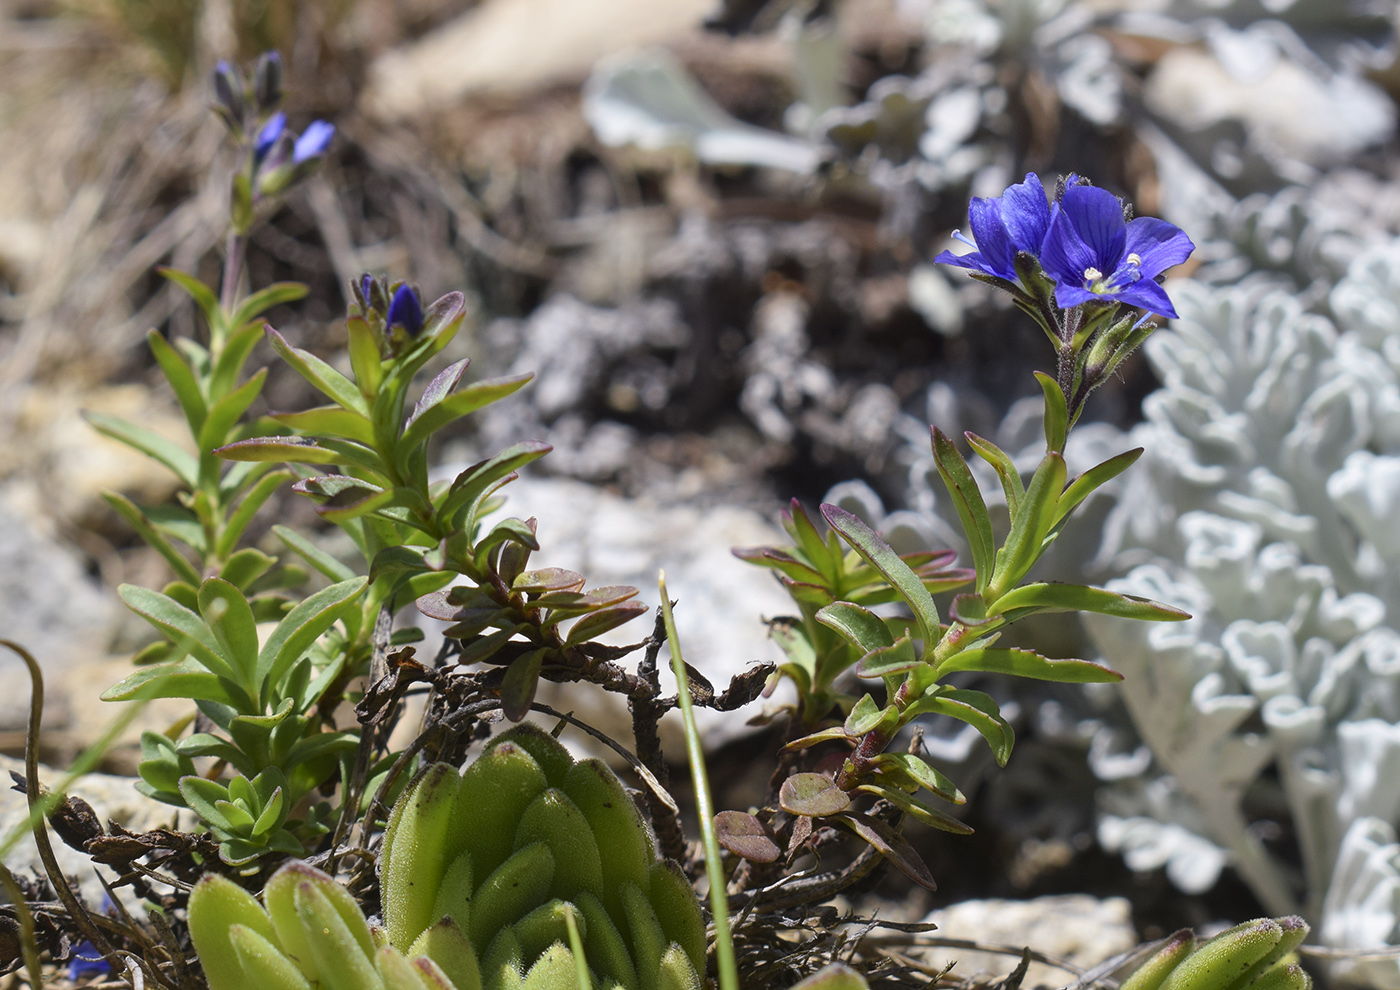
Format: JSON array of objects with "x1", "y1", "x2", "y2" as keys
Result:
[
  {"x1": 953, "y1": 229, "x2": 977, "y2": 249},
  {"x1": 1084, "y1": 267, "x2": 1103, "y2": 282},
  {"x1": 1126, "y1": 253, "x2": 1142, "y2": 266}
]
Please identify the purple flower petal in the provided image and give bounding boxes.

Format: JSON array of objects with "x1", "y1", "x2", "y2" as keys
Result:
[
  {"x1": 1053, "y1": 282, "x2": 1099, "y2": 309},
  {"x1": 1061, "y1": 184, "x2": 1126, "y2": 271},
  {"x1": 966, "y1": 197, "x2": 1016, "y2": 279},
  {"x1": 1000, "y1": 173, "x2": 1052, "y2": 254},
  {"x1": 254, "y1": 112, "x2": 286, "y2": 160},
  {"x1": 387, "y1": 284, "x2": 424, "y2": 336},
  {"x1": 1113, "y1": 277, "x2": 1178, "y2": 318},
  {"x1": 293, "y1": 120, "x2": 335, "y2": 164},
  {"x1": 1123, "y1": 217, "x2": 1195, "y2": 279},
  {"x1": 1039, "y1": 208, "x2": 1098, "y2": 288}
]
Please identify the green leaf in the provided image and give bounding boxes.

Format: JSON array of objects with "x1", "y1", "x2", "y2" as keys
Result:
[
  {"x1": 852, "y1": 782, "x2": 972, "y2": 834},
  {"x1": 815, "y1": 601, "x2": 894, "y2": 654},
  {"x1": 369, "y1": 545, "x2": 430, "y2": 585},
  {"x1": 766, "y1": 617, "x2": 819, "y2": 681},
  {"x1": 178, "y1": 776, "x2": 236, "y2": 831},
  {"x1": 147, "y1": 329, "x2": 208, "y2": 437},
  {"x1": 1036, "y1": 371, "x2": 1068, "y2": 453},
  {"x1": 855, "y1": 635, "x2": 920, "y2": 678},
  {"x1": 563, "y1": 602, "x2": 648, "y2": 645},
  {"x1": 217, "y1": 469, "x2": 292, "y2": 560},
  {"x1": 783, "y1": 726, "x2": 854, "y2": 751},
  {"x1": 844, "y1": 694, "x2": 895, "y2": 737},
  {"x1": 215, "y1": 436, "x2": 345, "y2": 464},
  {"x1": 939, "y1": 645, "x2": 1122, "y2": 683},
  {"x1": 501, "y1": 648, "x2": 547, "y2": 721},
  {"x1": 513, "y1": 568, "x2": 585, "y2": 594},
  {"x1": 931, "y1": 428, "x2": 996, "y2": 595},
  {"x1": 868, "y1": 753, "x2": 964, "y2": 804},
  {"x1": 731, "y1": 546, "x2": 825, "y2": 584},
  {"x1": 906, "y1": 688, "x2": 1014, "y2": 766},
  {"x1": 273, "y1": 525, "x2": 357, "y2": 583},
  {"x1": 256, "y1": 577, "x2": 368, "y2": 695},
  {"x1": 100, "y1": 661, "x2": 249, "y2": 708},
  {"x1": 210, "y1": 319, "x2": 267, "y2": 397},
  {"x1": 438, "y1": 441, "x2": 552, "y2": 526},
  {"x1": 199, "y1": 368, "x2": 268, "y2": 453},
  {"x1": 778, "y1": 773, "x2": 851, "y2": 817},
  {"x1": 266, "y1": 326, "x2": 369, "y2": 414},
  {"x1": 346, "y1": 317, "x2": 383, "y2": 396},
  {"x1": 85, "y1": 411, "x2": 198, "y2": 487},
  {"x1": 783, "y1": 499, "x2": 838, "y2": 587},
  {"x1": 986, "y1": 451, "x2": 1066, "y2": 602},
  {"x1": 217, "y1": 550, "x2": 277, "y2": 594},
  {"x1": 102, "y1": 492, "x2": 201, "y2": 586},
  {"x1": 199, "y1": 578, "x2": 260, "y2": 691},
  {"x1": 398, "y1": 373, "x2": 534, "y2": 463},
  {"x1": 986, "y1": 582, "x2": 1191, "y2": 622},
  {"x1": 713, "y1": 811, "x2": 780, "y2": 864},
  {"x1": 229, "y1": 282, "x2": 308, "y2": 330},
  {"x1": 118, "y1": 584, "x2": 242, "y2": 685},
  {"x1": 158, "y1": 267, "x2": 222, "y2": 330},
  {"x1": 270, "y1": 405, "x2": 378, "y2": 446},
  {"x1": 471, "y1": 517, "x2": 540, "y2": 563},
  {"x1": 821, "y1": 505, "x2": 940, "y2": 649},
  {"x1": 1052, "y1": 448, "x2": 1143, "y2": 527},
  {"x1": 964, "y1": 432, "x2": 1024, "y2": 518}
]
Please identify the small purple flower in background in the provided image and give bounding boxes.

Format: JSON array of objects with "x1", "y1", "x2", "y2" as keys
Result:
[
  {"x1": 68, "y1": 939, "x2": 110, "y2": 981},
  {"x1": 1039, "y1": 182, "x2": 1194, "y2": 317},
  {"x1": 386, "y1": 284, "x2": 424, "y2": 337},
  {"x1": 293, "y1": 120, "x2": 336, "y2": 164},
  {"x1": 254, "y1": 111, "x2": 287, "y2": 162},
  {"x1": 933, "y1": 172, "x2": 1054, "y2": 282}
]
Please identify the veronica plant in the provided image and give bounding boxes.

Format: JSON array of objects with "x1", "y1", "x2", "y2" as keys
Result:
[
  {"x1": 90, "y1": 53, "x2": 363, "y2": 865},
  {"x1": 730, "y1": 174, "x2": 1194, "y2": 887}
]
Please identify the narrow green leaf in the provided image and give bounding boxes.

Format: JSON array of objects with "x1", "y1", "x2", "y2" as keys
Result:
[
  {"x1": 270, "y1": 405, "x2": 378, "y2": 446},
  {"x1": 906, "y1": 688, "x2": 1014, "y2": 766},
  {"x1": 784, "y1": 499, "x2": 838, "y2": 587},
  {"x1": 398, "y1": 373, "x2": 534, "y2": 464},
  {"x1": 731, "y1": 546, "x2": 825, "y2": 584},
  {"x1": 853, "y1": 783, "x2": 972, "y2": 834},
  {"x1": 782, "y1": 726, "x2": 854, "y2": 751},
  {"x1": 199, "y1": 368, "x2": 267, "y2": 452},
  {"x1": 986, "y1": 582, "x2": 1191, "y2": 622},
  {"x1": 439, "y1": 441, "x2": 552, "y2": 526},
  {"x1": 229, "y1": 281, "x2": 308, "y2": 330},
  {"x1": 986, "y1": 451, "x2": 1066, "y2": 602},
  {"x1": 85, "y1": 411, "x2": 198, "y2": 487},
  {"x1": 931, "y1": 428, "x2": 996, "y2": 595},
  {"x1": 821, "y1": 505, "x2": 940, "y2": 649},
  {"x1": 198, "y1": 578, "x2": 260, "y2": 691},
  {"x1": 147, "y1": 329, "x2": 207, "y2": 437},
  {"x1": 563, "y1": 602, "x2": 648, "y2": 645},
  {"x1": 868, "y1": 753, "x2": 964, "y2": 804},
  {"x1": 346, "y1": 317, "x2": 383, "y2": 396},
  {"x1": 102, "y1": 492, "x2": 201, "y2": 586},
  {"x1": 217, "y1": 469, "x2": 293, "y2": 558},
  {"x1": 831, "y1": 811, "x2": 938, "y2": 891},
  {"x1": 179, "y1": 777, "x2": 235, "y2": 831},
  {"x1": 118, "y1": 584, "x2": 241, "y2": 685},
  {"x1": 1053, "y1": 448, "x2": 1143, "y2": 526},
  {"x1": 855, "y1": 635, "x2": 921, "y2": 678},
  {"x1": 265, "y1": 326, "x2": 369, "y2": 414},
  {"x1": 815, "y1": 601, "x2": 894, "y2": 655},
  {"x1": 273, "y1": 525, "x2": 357, "y2": 583},
  {"x1": 215, "y1": 436, "x2": 344, "y2": 464},
  {"x1": 843, "y1": 694, "x2": 895, "y2": 737},
  {"x1": 1035, "y1": 371, "x2": 1067, "y2": 453},
  {"x1": 964, "y1": 432, "x2": 1024, "y2": 517},
  {"x1": 100, "y1": 661, "x2": 248, "y2": 708},
  {"x1": 158, "y1": 267, "x2": 221, "y2": 331},
  {"x1": 936, "y1": 646, "x2": 1122, "y2": 683},
  {"x1": 256, "y1": 577, "x2": 367, "y2": 693},
  {"x1": 210, "y1": 319, "x2": 266, "y2": 397}
]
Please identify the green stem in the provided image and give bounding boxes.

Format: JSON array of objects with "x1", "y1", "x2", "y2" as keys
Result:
[{"x1": 658, "y1": 574, "x2": 738, "y2": 990}]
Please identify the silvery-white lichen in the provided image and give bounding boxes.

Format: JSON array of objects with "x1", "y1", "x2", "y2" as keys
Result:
[{"x1": 1081, "y1": 241, "x2": 1400, "y2": 984}]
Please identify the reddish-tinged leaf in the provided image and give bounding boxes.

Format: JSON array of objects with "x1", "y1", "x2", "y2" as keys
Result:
[
  {"x1": 833, "y1": 811, "x2": 938, "y2": 891},
  {"x1": 500, "y1": 648, "x2": 546, "y2": 721},
  {"x1": 779, "y1": 773, "x2": 850, "y2": 818},
  {"x1": 713, "y1": 811, "x2": 780, "y2": 863},
  {"x1": 512, "y1": 567, "x2": 585, "y2": 594},
  {"x1": 564, "y1": 602, "x2": 648, "y2": 646}
]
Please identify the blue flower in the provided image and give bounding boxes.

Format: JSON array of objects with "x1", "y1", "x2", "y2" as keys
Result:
[
  {"x1": 254, "y1": 111, "x2": 287, "y2": 161},
  {"x1": 1039, "y1": 182, "x2": 1194, "y2": 317},
  {"x1": 386, "y1": 284, "x2": 424, "y2": 337},
  {"x1": 68, "y1": 940, "x2": 110, "y2": 981},
  {"x1": 934, "y1": 173, "x2": 1055, "y2": 282},
  {"x1": 293, "y1": 120, "x2": 335, "y2": 164}
]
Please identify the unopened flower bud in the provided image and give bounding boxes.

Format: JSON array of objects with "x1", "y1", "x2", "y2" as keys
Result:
[
  {"x1": 387, "y1": 284, "x2": 424, "y2": 337},
  {"x1": 293, "y1": 120, "x2": 335, "y2": 164},
  {"x1": 253, "y1": 51, "x2": 283, "y2": 113},
  {"x1": 212, "y1": 61, "x2": 246, "y2": 134},
  {"x1": 254, "y1": 112, "x2": 287, "y2": 165}
]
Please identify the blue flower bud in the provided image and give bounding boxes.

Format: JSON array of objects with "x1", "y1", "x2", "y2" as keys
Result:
[
  {"x1": 386, "y1": 284, "x2": 424, "y2": 337},
  {"x1": 293, "y1": 120, "x2": 335, "y2": 164},
  {"x1": 254, "y1": 112, "x2": 287, "y2": 164},
  {"x1": 211, "y1": 61, "x2": 246, "y2": 133}
]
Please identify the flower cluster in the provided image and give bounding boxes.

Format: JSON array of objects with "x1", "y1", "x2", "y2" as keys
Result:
[
  {"x1": 936, "y1": 173, "x2": 1194, "y2": 427},
  {"x1": 212, "y1": 52, "x2": 336, "y2": 233}
]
